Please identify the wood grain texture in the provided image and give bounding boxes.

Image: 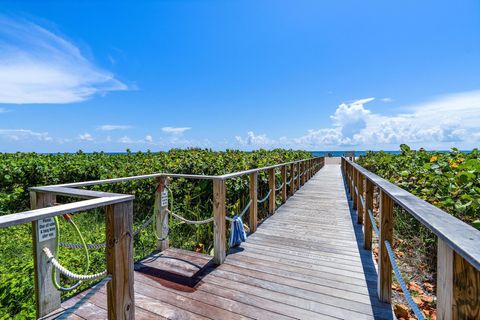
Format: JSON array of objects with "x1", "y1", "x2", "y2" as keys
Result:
[
  {"x1": 437, "y1": 238, "x2": 453, "y2": 320},
  {"x1": 281, "y1": 165, "x2": 287, "y2": 203},
  {"x1": 155, "y1": 176, "x2": 169, "y2": 251},
  {"x1": 60, "y1": 164, "x2": 393, "y2": 320},
  {"x1": 364, "y1": 179, "x2": 373, "y2": 250},
  {"x1": 296, "y1": 162, "x2": 301, "y2": 191},
  {"x1": 378, "y1": 190, "x2": 393, "y2": 303},
  {"x1": 289, "y1": 163, "x2": 295, "y2": 196},
  {"x1": 345, "y1": 158, "x2": 480, "y2": 271},
  {"x1": 105, "y1": 201, "x2": 135, "y2": 320},
  {"x1": 268, "y1": 168, "x2": 276, "y2": 214},
  {"x1": 357, "y1": 170, "x2": 364, "y2": 225},
  {"x1": 31, "y1": 191, "x2": 61, "y2": 318},
  {"x1": 213, "y1": 179, "x2": 226, "y2": 264},
  {"x1": 453, "y1": 251, "x2": 479, "y2": 320}
]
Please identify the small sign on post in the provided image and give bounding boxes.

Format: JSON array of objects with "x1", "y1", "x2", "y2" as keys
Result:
[
  {"x1": 161, "y1": 190, "x2": 168, "y2": 207},
  {"x1": 38, "y1": 218, "x2": 56, "y2": 242}
]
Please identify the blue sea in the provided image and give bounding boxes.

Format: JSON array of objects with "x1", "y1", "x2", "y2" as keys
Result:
[{"x1": 309, "y1": 151, "x2": 401, "y2": 157}]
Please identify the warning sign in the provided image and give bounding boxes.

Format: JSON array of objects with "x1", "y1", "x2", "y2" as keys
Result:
[
  {"x1": 161, "y1": 190, "x2": 168, "y2": 207},
  {"x1": 38, "y1": 218, "x2": 56, "y2": 242}
]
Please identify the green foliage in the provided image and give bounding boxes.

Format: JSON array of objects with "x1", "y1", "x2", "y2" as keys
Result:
[
  {"x1": 357, "y1": 145, "x2": 480, "y2": 225},
  {"x1": 0, "y1": 148, "x2": 311, "y2": 319},
  {"x1": 357, "y1": 146, "x2": 480, "y2": 274}
]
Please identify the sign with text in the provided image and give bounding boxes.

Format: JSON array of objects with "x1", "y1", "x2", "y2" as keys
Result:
[
  {"x1": 38, "y1": 218, "x2": 56, "y2": 242},
  {"x1": 161, "y1": 190, "x2": 168, "y2": 207}
]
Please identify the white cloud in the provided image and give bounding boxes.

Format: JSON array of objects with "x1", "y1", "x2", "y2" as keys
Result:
[
  {"x1": 161, "y1": 127, "x2": 191, "y2": 135},
  {"x1": 235, "y1": 131, "x2": 272, "y2": 146},
  {"x1": 0, "y1": 129, "x2": 52, "y2": 141},
  {"x1": 236, "y1": 90, "x2": 480, "y2": 150},
  {"x1": 145, "y1": 135, "x2": 153, "y2": 143},
  {"x1": 0, "y1": 15, "x2": 127, "y2": 104},
  {"x1": 118, "y1": 136, "x2": 134, "y2": 144},
  {"x1": 97, "y1": 124, "x2": 132, "y2": 131},
  {"x1": 381, "y1": 97, "x2": 393, "y2": 102},
  {"x1": 79, "y1": 133, "x2": 93, "y2": 141}
]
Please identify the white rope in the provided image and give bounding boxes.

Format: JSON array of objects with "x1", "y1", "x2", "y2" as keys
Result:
[
  {"x1": 275, "y1": 183, "x2": 284, "y2": 192},
  {"x1": 43, "y1": 247, "x2": 108, "y2": 281},
  {"x1": 168, "y1": 209, "x2": 214, "y2": 225},
  {"x1": 226, "y1": 200, "x2": 252, "y2": 222},
  {"x1": 257, "y1": 189, "x2": 272, "y2": 204}
]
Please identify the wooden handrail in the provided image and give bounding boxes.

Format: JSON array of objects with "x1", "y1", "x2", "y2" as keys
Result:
[
  {"x1": 0, "y1": 156, "x2": 325, "y2": 320},
  {"x1": 342, "y1": 157, "x2": 480, "y2": 319},
  {"x1": 342, "y1": 157, "x2": 480, "y2": 269}
]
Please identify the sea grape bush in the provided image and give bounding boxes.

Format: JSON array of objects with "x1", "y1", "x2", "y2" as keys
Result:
[
  {"x1": 0, "y1": 148, "x2": 311, "y2": 319},
  {"x1": 357, "y1": 145, "x2": 480, "y2": 281},
  {"x1": 357, "y1": 144, "x2": 480, "y2": 227}
]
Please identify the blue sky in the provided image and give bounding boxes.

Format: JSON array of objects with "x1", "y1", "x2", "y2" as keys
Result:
[{"x1": 1, "y1": 0, "x2": 480, "y2": 152}]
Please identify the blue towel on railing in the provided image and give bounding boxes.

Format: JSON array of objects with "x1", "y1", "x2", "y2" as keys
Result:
[{"x1": 229, "y1": 215, "x2": 247, "y2": 247}]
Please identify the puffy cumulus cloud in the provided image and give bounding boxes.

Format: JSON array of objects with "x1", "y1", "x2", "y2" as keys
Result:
[
  {"x1": 237, "y1": 90, "x2": 480, "y2": 150},
  {"x1": 0, "y1": 15, "x2": 127, "y2": 104},
  {"x1": 161, "y1": 127, "x2": 191, "y2": 135},
  {"x1": 235, "y1": 131, "x2": 273, "y2": 146},
  {"x1": 0, "y1": 129, "x2": 52, "y2": 141},
  {"x1": 145, "y1": 135, "x2": 153, "y2": 143}
]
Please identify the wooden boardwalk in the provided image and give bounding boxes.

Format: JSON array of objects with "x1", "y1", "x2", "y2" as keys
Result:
[{"x1": 51, "y1": 164, "x2": 393, "y2": 319}]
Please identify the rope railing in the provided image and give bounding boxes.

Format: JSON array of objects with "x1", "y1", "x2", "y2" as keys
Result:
[
  {"x1": 43, "y1": 247, "x2": 109, "y2": 282},
  {"x1": 168, "y1": 209, "x2": 214, "y2": 225},
  {"x1": 344, "y1": 157, "x2": 432, "y2": 320},
  {"x1": 368, "y1": 208, "x2": 380, "y2": 236},
  {"x1": 257, "y1": 190, "x2": 272, "y2": 204},
  {"x1": 384, "y1": 240, "x2": 426, "y2": 320},
  {"x1": 225, "y1": 199, "x2": 252, "y2": 222},
  {"x1": 275, "y1": 183, "x2": 284, "y2": 192}
]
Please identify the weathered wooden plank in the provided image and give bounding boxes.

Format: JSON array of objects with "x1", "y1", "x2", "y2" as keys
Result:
[
  {"x1": 289, "y1": 163, "x2": 295, "y2": 196},
  {"x1": 105, "y1": 200, "x2": 135, "y2": 319},
  {"x1": 378, "y1": 190, "x2": 393, "y2": 303},
  {"x1": 281, "y1": 165, "x2": 287, "y2": 203},
  {"x1": 364, "y1": 179, "x2": 373, "y2": 250},
  {"x1": 213, "y1": 179, "x2": 226, "y2": 264},
  {"x1": 59, "y1": 163, "x2": 395, "y2": 320},
  {"x1": 31, "y1": 191, "x2": 61, "y2": 318},
  {"x1": 268, "y1": 168, "x2": 275, "y2": 214},
  {"x1": 346, "y1": 158, "x2": 480, "y2": 271},
  {"x1": 437, "y1": 238, "x2": 454, "y2": 320},
  {"x1": 155, "y1": 176, "x2": 169, "y2": 251},
  {"x1": 453, "y1": 251, "x2": 480, "y2": 319},
  {"x1": 357, "y1": 170, "x2": 364, "y2": 224}
]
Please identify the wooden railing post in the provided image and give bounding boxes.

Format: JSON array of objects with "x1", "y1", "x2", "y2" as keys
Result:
[
  {"x1": 378, "y1": 190, "x2": 393, "y2": 303},
  {"x1": 352, "y1": 168, "x2": 357, "y2": 210},
  {"x1": 437, "y1": 239, "x2": 480, "y2": 319},
  {"x1": 268, "y1": 168, "x2": 275, "y2": 214},
  {"x1": 213, "y1": 179, "x2": 226, "y2": 264},
  {"x1": 348, "y1": 164, "x2": 353, "y2": 200},
  {"x1": 155, "y1": 176, "x2": 169, "y2": 251},
  {"x1": 301, "y1": 162, "x2": 306, "y2": 185},
  {"x1": 281, "y1": 165, "x2": 287, "y2": 203},
  {"x1": 364, "y1": 179, "x2": 373, "y2": 250},
  {"x1": 289, "y1": 163, "x2": 295, "y2": 196},
  {"x1": 249, "y1": 172, "x2": 258, "y2": 233},
  {"x1": 31, "y1": 191, "x2": 61, "y2": 318},
  {"x1": 357, "y1": 171, "x2": 364, "y2": 224},
  {"x1": 105, "y1": 200, "x2": 135, "y2": 320},
  {"x1": 296, "y1": 162, "x2": 301, "y2": 190}
]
